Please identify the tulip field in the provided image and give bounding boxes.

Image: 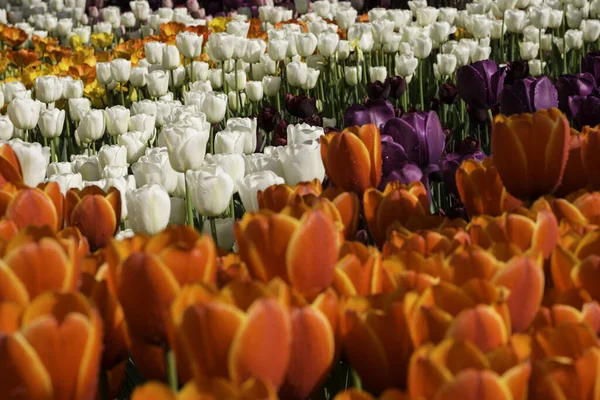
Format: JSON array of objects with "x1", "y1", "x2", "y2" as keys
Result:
[{"x1": 4, "y1": 0, "x2": 600, "y2": 398}]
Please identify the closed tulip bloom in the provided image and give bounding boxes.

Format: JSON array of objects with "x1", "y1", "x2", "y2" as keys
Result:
[
  {"x1": 295, "y1": 32, "x2": 318, "y2": 58},
  {"x1": 176, "y1": 31, "x2": 203, "y2": 59},
  {"x1": 456, "y1": 59, "x2": 505, "y2": 110},
  {"x1": 492, "y1": 108, "x2": 570, "y2": 200},
  {"x1": 200, "y1": 92, "x2": 227, "y2": 124},
  {"x1": 267, "y1": 39, "x2": 288, "y2": 62},
  {"x1": 11, "y1": 139, "x2": 50, "y2": 187},
  {"x1": 129, "y1": 113, "x2": 156, "y2": 143},
  {"x1": 215, "y1": 130, "x2": 246, "y2": 154},
  {"x1": 565, "y1": 29, "x2": 584, "y2": 50},
  {"x1": 61, "y1": 77, "x2": 84, "y2": 98},
  {"x1": 103, "y1": 105, "x2": 130, "y2": 137},
  {"x1": 246, "y1": 81, "x2": 264, "y2": 102},
  {"x1": 206, "y1": 32, "x2": 235, "y2": 61},
  {"x1": 78, "y1": 109, "x2": 105, "y2": 143},
  {"x1": 318, "y1": 32, "x2": 340, "y2": 57},
  {"x1": 500, "y1": 76, "x2": 558, "y2": 116},
  {"x1": 118, "y1": 131, "x2": 148, "y2": 163},
  {"x1": 225, "y1": 70, "x2": 247, "y2": 92},
  {"x1": 321, "y1": 124, "x2": 382, "y2": 194},
  {"x1": 95, "y1": 61, "x2": 112, "y2": 85},
  {"x1": 204, "y1": 153, "x2": 245, "y2": 193},
  {"x1": 162, "y1": 45, "x2": 180, "y2": 71},
  {"x1": 126, "y1": 183, "x2": 170, "y2": 235},
  {"x1": 278, "y1": 140, "x2": 325, "y2": 185},
  {"x1": 145, "y1": 41, "x2": 165, "y2": 64},
  {"x1": 38, "y1": 108, "x2": 65, "y2": 139},
  {"x1": 0, "y1": 115, "x2": 14, "y2": 140},
  {"x1": 581, "y1": 19, "x2": 600, "y2": 42},
  {"x1": 301, "y1": 68, "x2": 320, "y2": 90},
  {"x1": 344, "y1": 66, "x2": 362, "y2": 86},
  {"x1": 243, "y1": 39, "x2": 266, "y2": 63},
  {"x1": 519, "y1": 41, "x2": 539, "y2": 61},
  {"x1": 416, "y1": 6, "x2": 439, "y2": 26},
  {"x1": 413, "y1": 37, "x2": 433, "y2": 60},
  {"x1": 437, "y1": 53, "x2": 457, "y2": 76},
  {"x1": 186, "y1": 165, "x2": 234, "y2": 216},
  {"x1": 132, "y1": 148, "x2": 181, "y2": 194},
  {"x1": 164, "y1": 125, "x2": 210, "y2": 172},
  {"x1": 505, "y1": 9, "x2": 527, "y2": 33},
  {"x1": 35, "y1": 75, "x2": 63, "y2": 103},
  {"x1": 238, "y1": 170, "x2": 285, "y2": 212},
  {"x1": 262, "y1": 75, "x2": 281, "y2": 97},
  {"x1": 228, "y1": 91, "x2": 247, "y2": 112},
  {"x1": 287, "y1": 61, "x2": 308, "y2": 88},
  {"x1": 8, "y1": 98, "x2": 42, "y2": 130},
  {"x1": 556, "y1": 73, "x2": 596, "y2": 112},
  {"x1": 110, "y1": 58, "x2": 131, "y2": 82},
  {"x1": 129, "y1": 66, "x2": 148, "y2": 88},
  {"x1": 369, "y1": 66, "x2": 387, "y2": 83},
  {"x1": 567, "y1": 8, "x2": 583, "y2": 29},
  {"x1": 98, "y1": 144, "x2": 128, "y2": 170},
  {"x1": 146, "y1": 70, "x2": 169, "y2": 98},
  {"x1": 395, "y1": 54, "x2": 419, "y2": 77}
]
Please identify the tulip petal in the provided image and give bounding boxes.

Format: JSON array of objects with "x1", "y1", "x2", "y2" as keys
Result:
[
  {"x1": 435, "y1": 369, "x2": 513, "y2": 400},
  {"x1": 6, "y1": 188, "x2": 58, "y2": 231},
  {"x1": 326, "y1": 131, "x2": 373, "y2": 194},
  {"x1": 229, "y1": 298, "x2": 291, "y2": 389},
  {"x1": 446, "y1": 305, "x2": 508, "y2": 353},
  {"x1": 69, "y1": 194, "x2": 118, "y2": 251},
  {"x1": 131, "y1": 382, "x2": 176, "y2": 400},
  {"x1": 333, "y1": 389, "x2": 376, "y2": 400},
  {"x1": 333, "y1": 192, "x2": 360, "y2": 239},
  {"x1": 407, "y1": 346, "x2": 452, "y2": 399},
  {"x1": 571, "y1": 255, "x2": 600, "y2": 301},
  {"x1": 37, "y1": 182, "x2": 64, "y2": 231},
  {"x1": 287, "y1": 210, "x2": 338, "y2": 297}
]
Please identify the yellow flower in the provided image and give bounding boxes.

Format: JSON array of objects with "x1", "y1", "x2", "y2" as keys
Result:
[
  {"x1": 90, "y1": 32, "x2": 114, "y2": 49},
  {"x1": 209, "y1": 17, "x2": 232, "y2": 33},
  {"x1": 85, "y1": 80, "x2": 107, "y2": 108},
  {"x1": 68, "y1": 34, "x2": 83, "y2": 49}
]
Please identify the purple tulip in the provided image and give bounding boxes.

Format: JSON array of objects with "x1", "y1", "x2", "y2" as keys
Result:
[
  {"x1": 440, "y1": 138, "x2": 487, "y2": 197},
  {"x1": 456, "y1": 60, "x2": 506, "y2": 110},
  {"x1": 569, "y1": 94, "x2": 600, "y2": 129},
  {"x1": 381, "y1": 111, "x2": 445, "y2": 170},
  {"x1": 582, "y1": 51, "x2": 600, "y2": 84},
  {"x1": 343, "y1": 99, "x2": 395, "y2": 129},
  {"x1": 378, "y1": 162, "x2": 423, "y2": 190},
  {"x1": 366, "y1": 81, "x2": 391, "y2": 100},
  {"x1": 556, "y1": 73, "x2": 596, "y2": 113},
  {"x1": 499, "y1": 76, "x2": 558, "y2": 116}
]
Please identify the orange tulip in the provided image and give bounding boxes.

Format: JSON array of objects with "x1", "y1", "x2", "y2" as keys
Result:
[
  {"x1": 235, "y1": 209, "x2": 340, "y2": 298},
  {"x1": 580, "y1": 124, "x2": 600, "y2": 190},
  {"x1": 333, "y1": 241, "x2": 384, "y2": 296},
  {"x1": 456, "y1": 158, "x2": 521, "y2": 217},
  {"x1": 65, "y1": 186, "x2": 121, "y2": 250},
  {"x1": 5, "y1": 187, "x2": 61, "y2": 231},
  {"x1": 555, "y1": 129, "x2": 588, "y2": 196},
  {"x1": 0, "y1": 291, "x2": 102, "y2": 400},
  {"x1": 257, "y1": 180, "x2": 322, "y2": 212},
  {"x1": 0, "y1": 143, "x2": 23, "y2": 188},
  {"x1": 1, "y1": 27, "x2": 28, "y2": 47},
  {"x1": 320, "y1": 124, "x2": 382, "y2": 194},
  {"x1": 491, "y1": 108, "x2": 570, "y2": 200},
  {"x1": 131, "y1": 378, "x2": 279, "y2": 400},
  {"x1": 363, "y1": 181, "x2": 430, "y2": 247}
]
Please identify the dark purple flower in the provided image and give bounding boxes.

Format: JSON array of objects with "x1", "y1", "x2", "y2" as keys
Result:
[
  {"x1": 440, "y1": 137, "x2": 487, "y2": 197},
  {"x1": 503, "y1": 60, "x2": 530, "y2": 86},
  {"x1": 439, "y1": 83, "x2": 458, "y2": 104},
  {"x1": 302, "y1": 114, "x2": 322, "y2": 127},
  {"x1": 381, "y1": 111, "x2": 445, "y2": 170},
  {"x1": 499, "y1": 76, "x2": 558, "y2": 116},
  {"x1": 378, "y1": 162, "x2": 423, "y2": 190},
  {"x1": 343, "y1": 99, "x2": 395, "y2": 129},
  {"x1": 569, "y1": 94, "x2": 600, "y2": 129},
  {"x1": 273, "y1": 119, "x2": 288, "y2": 145},
  {"x1": 386, "y1": 76, "x2": 407, "y2": 99},
  {"x1": 257, "y1": 105, "x2": 280, "y2": 132},
  {"x1": 366, "y1": 81, "x2": 391, "y2": 100},
  {"x1": 556, "y1": 73, "x2": 596, "y2": 113},
  {"x1": 582, "y1": 51, "x2": 600, "y2": 84},
  {"x1": 285, "y1": 94, "x2": 317, "y2": 118},
  {"x1": 456, "y1": 60, "x2": 506, "y2": 110}
]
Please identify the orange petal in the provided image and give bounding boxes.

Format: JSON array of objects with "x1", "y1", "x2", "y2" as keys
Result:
[
  {"x1": 435, "y1": 369, "x2": 512, "y2": 400},
  {"x1": 287, "y1": 210, "x2": 339, "y2": 297},
  {"x1": 449, "y1": 246, "x2": 498, "y2": 286},
  {"x1": 37, "y1": 182, "x2": 64, "y2": 231},
  {"x1": 550, "y1": 245, "x2": 577, "y2": 293},
  {"x1": 445, "y1": 305, "x2": 508, "y2": 353},
  {"x1": 229, "y1": 298, "x2": 291, "y2": 389},
  {"x1": 429, "y1": 339, "x2": 489, "y2": 374},
  {"x1": 407, "y1": 345, "x2": 452, "y2": 399},
  {"x1": 532, "y1": 210, "x2": 559, "y2": 259},
  {"x1": 575, "y1": 347, "x2": 600, "y2": 400},
  {"x1": 501, "y1": 362, "x2": 531, "y2": 400},
  {"x1": 533, "y1": 322, "x2": 598, "y2": 360},
  {"x1": 333, "y1": 389, "x2": 376, "y2": 400},
  {"x1": 325, "y1": 130, "x2": 373, "y2": 194},
  {"x1": 0, "y1": 260, "x2": 29, "y2": 305},
  {"x1": 283, "y1": 307, "x2": 335, "y2": 399},
  {"x1": 5, "y1": 188, "x2": 58, "y2": 231},
  {"x1": 493, "y1": 256, "x2": 544, "y2": 332},
  {"x1": 257, "y1": 184, "x2": 295, "y2": 213},
  {"x1": 159, "y1": 235, "x2": 218, "y2": 286},
  {"x1": 363, "y1": 188, "x2": 385, "y2": 246},
  {"x1": 332, "y1": 192, "x2": 360, "y2": 239},
  {"x1": 69, "y1": 194, "x2": 118, "y2": 250},
  {"x1": 0, "y1": 301, "x2": 23, "y2": 333},
  {"x1": 571, "y1": 255, "x2": 600, "y2": 302},
  {"x1": 131, "y1": 381, "x2": 176, "y2": 400}
]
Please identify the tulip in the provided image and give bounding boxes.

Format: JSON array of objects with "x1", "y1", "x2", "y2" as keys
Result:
[
  {"x1": 38, "y1": 108, "x2": 65, "y2": 139},
  {"x1": 176, "y1": 31, "x2": 203, "y2": 59},
  {"x1": 77, "y1": 109, "x2": 105, "y2": 144},
  {"x1": 200, "y1": 92, "x2": 227, "y2": 124},
  {"x1": 68, "y1": 97, "x2": 92, "y2": 122},
  {"x1": 66, "y1": 186, "x2": 121, "y2": 250},
  {"x1": 492, "y1": 108, "x2": 570, "y2": 200},
  {"x1": 186, "y1": 165, "x2": 234, "y2": 217},
  {"x1": 146, "y1": 70, "x2": 170, "y2": 98},
  {"x1": 126, "y1": 183, "x2": 171, "y2": 235},
  {"x1": 499, "y1": 76, "x2": 558, "y2": 116},
  {"x1": 246, "y1": 81, "x2": 264, "y2": 103},
  {"x1": 129, "y1": 113, "x2": 156, "y2": 143},
  {"x1": 321, "y1": 124, "x2": 382, "y2": 194},
  {"x1": 7, "y1": 98, "x2": 42, "y2": 131},
  {"x1": 34, "y1": 75, "x2": 63, "y2": 104},
  {"x1": 343, "y1": 99, "x2": 395, "y2": 130},
  {"x1": 278, "y1": 140, "x2": 325, "y2": 186},
  {"x1": 10, "y1": 140, "x2": 50, "y2": 187},
  {"x1": 0, "y1": 115, "x2": 14, "y2": 141},
  {"x1": 569, "y1": 94, "x2": 600, "y2": 129},
  {"x1": 118, "y1": 131, "x2": 148, "y2": 163},
  {"x1": 382, "y1": 111, "x2": 445, "y2": 170},
  {"x1": 163, "y1": 125, "x2": 210, "y2": 173},
  {"x1": 104, "y1": 105, "x2": 130, "y2": 137},
  {"x1": 581, "y1": 125, "x2": 600, "y2": 189},
  {"x1": 238, "y1": 170, "x2": 285, "y2": 212},
  {"x1": 582, "y1": 50, "x2": 600, "y2": 84},
  {"x1": 555, "y1": 73, "x2": 596, "y2": 113},
  {"x1": 206, "y1": 32, "x2": 235, "y2": 61},
  {"x1": 287, "y1": 61, "x2": 308, "y2": 88},
  {"x1": 457, "y1": 60, "x2": 506, "y2": 112},
  {"x1": 130, "y1": 66, "x2": 148, "y2": 88},
  {"x1": 98, "y1": 144, "x2": 128, "y2": 170}
]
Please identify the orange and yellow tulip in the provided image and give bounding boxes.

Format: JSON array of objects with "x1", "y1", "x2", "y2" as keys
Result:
[
  {"x1": 131, "y1": 378, "x2": 279, "y2": 400},
  {"x1": 555, "y1": 129, "x2": 588, "y2": 196},
  {"x1": 456, "y1": 157, "x2": 521, "y2": 217},
  {"x1": 581, "y1": 124, "x2": 600, "y2": 190},
  {"x1": 364, "y1": 181, "x2": 430, "y2": 247},
  {"x1": 65, "y1": 186, "x2": 121, "y2": 251},
  {"x1": 0, "y1": 291, "x2": 102, "y2": 400},
  {"x1": 321, "y1": 124, "x2": 382, "y2": 194},
  {"x1": 492, "y1": 108, "x2": 570, "y2": 200}
]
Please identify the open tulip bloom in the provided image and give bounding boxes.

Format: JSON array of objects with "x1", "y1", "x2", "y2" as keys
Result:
[{"x1": 4, "y1": 0, "x2": 600, "y2": 398}]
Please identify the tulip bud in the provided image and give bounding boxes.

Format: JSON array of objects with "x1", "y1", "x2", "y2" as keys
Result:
[
  {"x1": 162, "y1": 45, "x2": 181, "y2": 70},
  {"x1": 238, "y1": 170, "x2": 285, "y2": 212},
  {"x1": 164, "y1": 125, "x2": 210, "y2": 172},
  {"x1": 176, "y1": 31, "x2": 203, "y2": 59},
  {"x1": 146, "y1": 70, "x2": 169, "y2": 98},
  {"x1": 225, "y1": 70, "x2": 247, "y2": 92},
  {"x1": 68, "y1": 97, "x2": 91, "y2": 122},
  {"x1": 128, "y1": 113, "x2": 156, "y2": 143},
  {"x1": 8, "y1": 98, "x2": 42, "y2": 130},
  {"x1": 35, "y1": 75, "x2": 63, "y2": 104},
  {"x1": 118, "y1": 131, "x2": 147, "y2": 163},
  {"x1": 38, "y1": 108, "x2": 65, "y2": 139},
  {"x1": 98, "y1": 144, "x2": 128, "y2": 170},
  {"x1": 227, "y1": 19, "x2": 250, "y2": 37},
  {"x1": 199, "y1": 92, "x2": 227, "y2": 124},
  {"x1": 78, "y1": 109, "x2": 105, "y2": 143},
  {"x1": 262, "y1": 75, "x2": 281, "y2": 98},
  {"x1": 48, "y1": 162, "x2": 73, "y2": 176},
  {"x1": 228, "y1": 91, "x2": 247, "y2": 112},
  {"x1": 565, "y1": 29, "x2": 584, "y2": 50},
  {"x1": 268, "y1": 39, "x2": 289, "y2": 62},
  {"x1": 96, "y1": 61, "x2": 113, "y2": 85},
  {"x1": 126, "y1": 183, "x2": 171, "y2": 235},
  {"x1": 286, "y1": 61, "x2": 308, "y2": 87},
  {"x1": 519, "y1": 41, "x2": 539, "y2": 61},
  {"x1": 0, "y1": 115, "x2": 14, "y2": 140},
  {"x1": 206, "y1": 32, "x2": 235, "y2": 61},
  {"x1": 186, "y1": 165, "x2": 234, "y2": 217},
  {"x1": 10, "y1": 140, "x2": 50, "y2": 187},
  {"x1": 246, "y1": 81, "x2": 264, "y2": 102},
  {"x1": 295, "y1": 32, "x2": 318, "y2": 57},
  {"x1": 208, "y1": 68, "x2": 223, "y2": 89},
  {"x1": 204, "y1": 153, "x2": 245, "y2": 193},
  {"x1": 344, "y1": 66, "x2": 362, "y2": 86},
  {"x1": 61, "y1": 77, "x2": 84, "y2": 99},
  {"x1": 49, "y1": 172, "x2": 83, "y2": 194},
  {"x1": 110, "y1": 58, "x2": 132, "y2": 82},
  {"x1": 145, "y1": 41, "x2": 165, "y2": 64},
  {"x1": 278, "y1": 140, "x2": 325, "y2": 185},
  {"x1": 369, "y1": 66, "x2": 387, "y2": 83}
]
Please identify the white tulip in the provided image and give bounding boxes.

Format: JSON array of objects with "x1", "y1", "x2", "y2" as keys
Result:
[
  {"x1": 38, "y1": 108, "x2": 65, "y2": 139},
  {"x1": 8, "y1": 98, "x2": 42, "y2": 130},
  {"x1": 186, "y1": 165, "x2": 234, "y2": 216},
  {"x1": 163, "y1": 125, "x2": 210, "y2": 172},
  {"x1": 237, "y1": 170, "x2": 285, "y2": 212},
  {"x1": 126, "y1": 183, "x2": 171, "y2": 235},
  {"x1": 9, "y1": 140, "x2": 50, "y2": 187},
  {"x1": 104, "y1": 106, "x2": 130, "y2": 137},
  {"x1": 278, "y1": 140, "x2": 325, "y2": 185},
  {"x1": 118, "y1": 131, "x2": 148, "y2": 164}
]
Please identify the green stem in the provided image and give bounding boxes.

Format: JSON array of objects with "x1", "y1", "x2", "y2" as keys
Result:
[
  {"x1": 120, "y1": 83, "x2": 126, "y2": 106},
  {"x1": 419, "y1": 61, "x2": 424, "y2": 111},
  {"x1": 165, "y1": 347, "x2": 178, "y2": 392},
  {"x1": 209, "y1": 125, "x2": 214, "y2": 155},
  {"x1": 185, "y1": 178, "x2": 194, "y2": 227},
  {"x1": 230, "y1": 197, "x2": 235, "y2": 219},
  {"x1": 210, "y1": 217, "x2": 219, "y2": 248},
  {"x1": 50, "y1": 137, "x2": 58, "y2": 163}
]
